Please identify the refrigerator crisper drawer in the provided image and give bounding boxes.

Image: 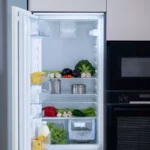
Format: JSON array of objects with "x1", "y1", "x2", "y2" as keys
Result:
[
  {"x1": 68, "y1": 119, "x2": 96, "y2": 143},
  {"x1": 46, "y1": 120, "x2": 68, "y2": 144}
]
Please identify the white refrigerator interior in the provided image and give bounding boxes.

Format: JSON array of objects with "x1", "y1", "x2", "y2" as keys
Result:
[{"x1": 12, "y1": 6, "x2": 104, "y2": 150}]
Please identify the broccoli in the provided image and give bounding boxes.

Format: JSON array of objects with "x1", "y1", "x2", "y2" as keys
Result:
[{"x1": 75, "y1": 60, "x2": 95, "y2": 76}]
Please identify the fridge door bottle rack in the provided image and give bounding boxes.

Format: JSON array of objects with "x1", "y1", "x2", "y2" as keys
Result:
[{"x1": 12, "y1": 6, "x2": 104, "y2": 150}]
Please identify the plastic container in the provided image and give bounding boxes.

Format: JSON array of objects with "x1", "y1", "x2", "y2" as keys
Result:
[
  {"x1": 38, "y1": 121, "x2": 50, "y2": 138},
  {"x1": 32, "y1": 134, "x2": 50, "y2": 150},
  {"x1": 47, "y1": 120, "x2": 67, "y2": 144},
  {"x1": 68, "y1": 119, "x2": 96, "y2": 143},
  {"x1": 50, "y1": 79, "x2": 61, "y2": 94},
  {"x1": 72, "y1": 84, "x2": 86, "y2": 94},
  {"x1": 31, "y1": 72, "x2": 49, "y2": 85},
  {"x1": 31, "y1": 121, "x2": 51, "y2": 150}
]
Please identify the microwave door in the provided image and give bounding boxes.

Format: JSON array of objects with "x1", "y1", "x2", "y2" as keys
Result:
[{"x1": 107, "y1": 41, "x2": 150, "y2": 91}]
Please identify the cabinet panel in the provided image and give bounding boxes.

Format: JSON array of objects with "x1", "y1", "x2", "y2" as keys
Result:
[
  {"x1": 107, "y1": 0, "x2": 150, "y2": 41},
  {"x1": 29, "y1": 0, "x2": 106, "y2": 12}
]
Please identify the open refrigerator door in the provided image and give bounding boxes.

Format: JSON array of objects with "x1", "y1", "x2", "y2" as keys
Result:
[
  {"x1": 12, "y1": 6, "x2": 45, "y2": 150},
  {"x1": 12, "y1": 6, "x2": 34, "y2": 150},
  {"x1": 12, "y1": 7, "x2": 105, "y2": 150}
]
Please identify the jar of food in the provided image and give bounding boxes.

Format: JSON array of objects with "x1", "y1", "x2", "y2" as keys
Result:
[
  {"x1": 77, "y1": 84, "x2": 86, "y2": 94},
  {"x1": 50, "y1": 79, "x2": 61, "y2": 94},
  {"x1": 72, "y1": 84, "x2": 86, "y2": 94},
  {"x1": 72, "y1": 85, "x2": 78, "y2": 94}
]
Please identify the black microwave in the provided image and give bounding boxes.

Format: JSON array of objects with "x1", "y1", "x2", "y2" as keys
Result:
[{"x1": 106, "y1": 41, "x2": 150, "y2": 91}]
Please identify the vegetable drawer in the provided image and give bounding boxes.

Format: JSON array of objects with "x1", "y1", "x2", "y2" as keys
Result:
[
  {"x1": 68, "y1": 119, "x2": 96, "y2": 144},
  {"x1": 47, "y1": 120, "x2": 67, "y2": 144}
]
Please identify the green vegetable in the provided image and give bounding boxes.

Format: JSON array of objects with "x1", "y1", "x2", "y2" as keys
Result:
[
  {"x1": 75, "y1": 60, "x2": 95, "y2": 76},
  {"x1": 47, "y1": 123, "x2": 67, "y2": 144},
  {"x1": 72, "y1": 109, "x2": 86, "y2": 117},
  {"x1": 81, "y1": 107, "x2": 96, "y2": 117}
]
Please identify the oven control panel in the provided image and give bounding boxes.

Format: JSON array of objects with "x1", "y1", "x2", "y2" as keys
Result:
[
  {"x1": 107, "y1": 92, "x2": 150, "y2": 104},
  {"x1": 118, "y1": 94, "x2": 129, "y2": 103}
]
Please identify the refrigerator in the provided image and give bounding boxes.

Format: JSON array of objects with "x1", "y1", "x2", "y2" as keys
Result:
[{"x1": 12, "y1": 6, "x2": 105, "y2": 150}]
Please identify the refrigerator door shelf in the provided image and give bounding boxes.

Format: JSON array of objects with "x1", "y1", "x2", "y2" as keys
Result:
[
  {"x1": 31, "y1": 72, "x2": 50, "y2": 85},
  {"x1": 31, "y1": 18, "x2": 51, "y2": 37}
]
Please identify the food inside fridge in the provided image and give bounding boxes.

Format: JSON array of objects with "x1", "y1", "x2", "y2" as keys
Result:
[
  {"x1": 72, "y1": 84, "x2": 86, "y2": 94},
  {"x1": 42, "y1": 59, "x2": 95, "y2": 80},
  {"x1": 72, "y1": 109, "x2": 86, "y2": 117},
  {"x1": 29, "y1": 14, "x2": 103, "y2": 148},
  {"x1": 50, "y1": 79, "x2": 61, "y2": 94},
  {"x1": 72, "y1": 108, "x2": 96, "y2": 117},
  {"x1": 47, "y1": 122, "x2": 67, "y2": 144},
  {"x1": 81, "y1": 107, "x2": 96, "y2": 117},
  {"x1": 72, "y1": 70, "x2": 81, "y2": 78},
  {"x1": 38, "y1": 121, "x2": 50, "y2": 138},
  {"x1": 75, "y1": 60, "x2": 95, "y2": 76},
  {"x1": 31, "y1": 72, "x2": 48, "y2": 85},
  {"x1": 61, "y1": 68, "x2": 72, "y2": 76},
  {"x1": 42, "y1": 106, "x2": 57, "y2": 117},
  {"x1": 42, "y1": 106, "x2": 96, "y2": 117},
  {"x1": 32, "y1": 134, "x2": 50, "y2": 150}
]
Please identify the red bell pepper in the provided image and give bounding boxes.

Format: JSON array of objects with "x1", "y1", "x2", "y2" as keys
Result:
[{"x1": 42, "y1": 106, "x2": 57, "y2": 117}]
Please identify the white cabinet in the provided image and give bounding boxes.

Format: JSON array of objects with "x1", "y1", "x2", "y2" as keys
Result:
[
  {"x1": 28, "y1": 0, "x2": 106, "y2": 12},
  {"x1": 107, "y1": 0, "x2": 150, "y2": 41}
]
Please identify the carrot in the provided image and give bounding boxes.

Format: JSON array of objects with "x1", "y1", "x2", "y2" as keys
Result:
[{"x1": 68, "y1": 75, "x2": 72, "y2": 78}]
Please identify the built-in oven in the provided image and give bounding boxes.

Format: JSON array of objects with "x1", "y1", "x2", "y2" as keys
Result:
[
  {"x1": 106, "y1": 41, "x2": 150, "y2": 91},
  {"x1": 107, "y1": 92, "x2": 150, "y2": 150}
]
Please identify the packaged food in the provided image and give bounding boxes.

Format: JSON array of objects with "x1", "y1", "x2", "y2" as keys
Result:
[
  {"x1": 31, "y1": 135, "x2": 50, "y2": 150},
  {"x1": 31, "y1": 72, "x2": 47, "y2": 85},
  {"x1": 38, "y1": 121, "x2": 51, "y2": 138}
]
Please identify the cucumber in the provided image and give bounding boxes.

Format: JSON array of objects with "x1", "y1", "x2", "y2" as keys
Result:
[{"x1": 72, "y1": 109, "x2": 86, "y2": 117}]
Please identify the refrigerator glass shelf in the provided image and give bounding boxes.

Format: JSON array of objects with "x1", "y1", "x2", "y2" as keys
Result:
[
  {"x1": 31, "y1": 94, "x2": 97, "y2": 104},
  {"x1": 42, "y1": 93, "x2": 97, "y2": 97},
  {"x1": 31, "y1": 77, "x2": 97, "y2": 86},
  {"x1": 42, "y1": 117, "x2": 96, "y2": 120},
  {"x1": 31, "y1": 35, "x2": 50, "y2": 38}
]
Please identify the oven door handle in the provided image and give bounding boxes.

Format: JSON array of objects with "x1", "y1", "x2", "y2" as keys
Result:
[
  {"x1": 114, "y1": 107, "x2": 150, "y2": 111},
  {"x1": 130, "y1": 101, "x2": 150, "y2": 104}
]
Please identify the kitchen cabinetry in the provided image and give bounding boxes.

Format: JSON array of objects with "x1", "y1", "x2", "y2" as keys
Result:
[
  {"x1": 28, "y1": 0, "x2": 106, "y2": 12},
  {"x1": 107, "y1": 0, "x2": 150, "y2": 41}
]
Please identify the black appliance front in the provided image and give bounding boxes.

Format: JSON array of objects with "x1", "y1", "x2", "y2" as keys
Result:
[
  {"x1": 107, "y1": 41, "x2": 150, "y2": 91},
  {"x1": 107, "y1": 104, "x2": 150, "y2": 150}
]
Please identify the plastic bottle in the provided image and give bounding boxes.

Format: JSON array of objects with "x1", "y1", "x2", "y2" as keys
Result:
[{"x1": 38, "y1": 121, "x2": 51, "y2": 144}]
